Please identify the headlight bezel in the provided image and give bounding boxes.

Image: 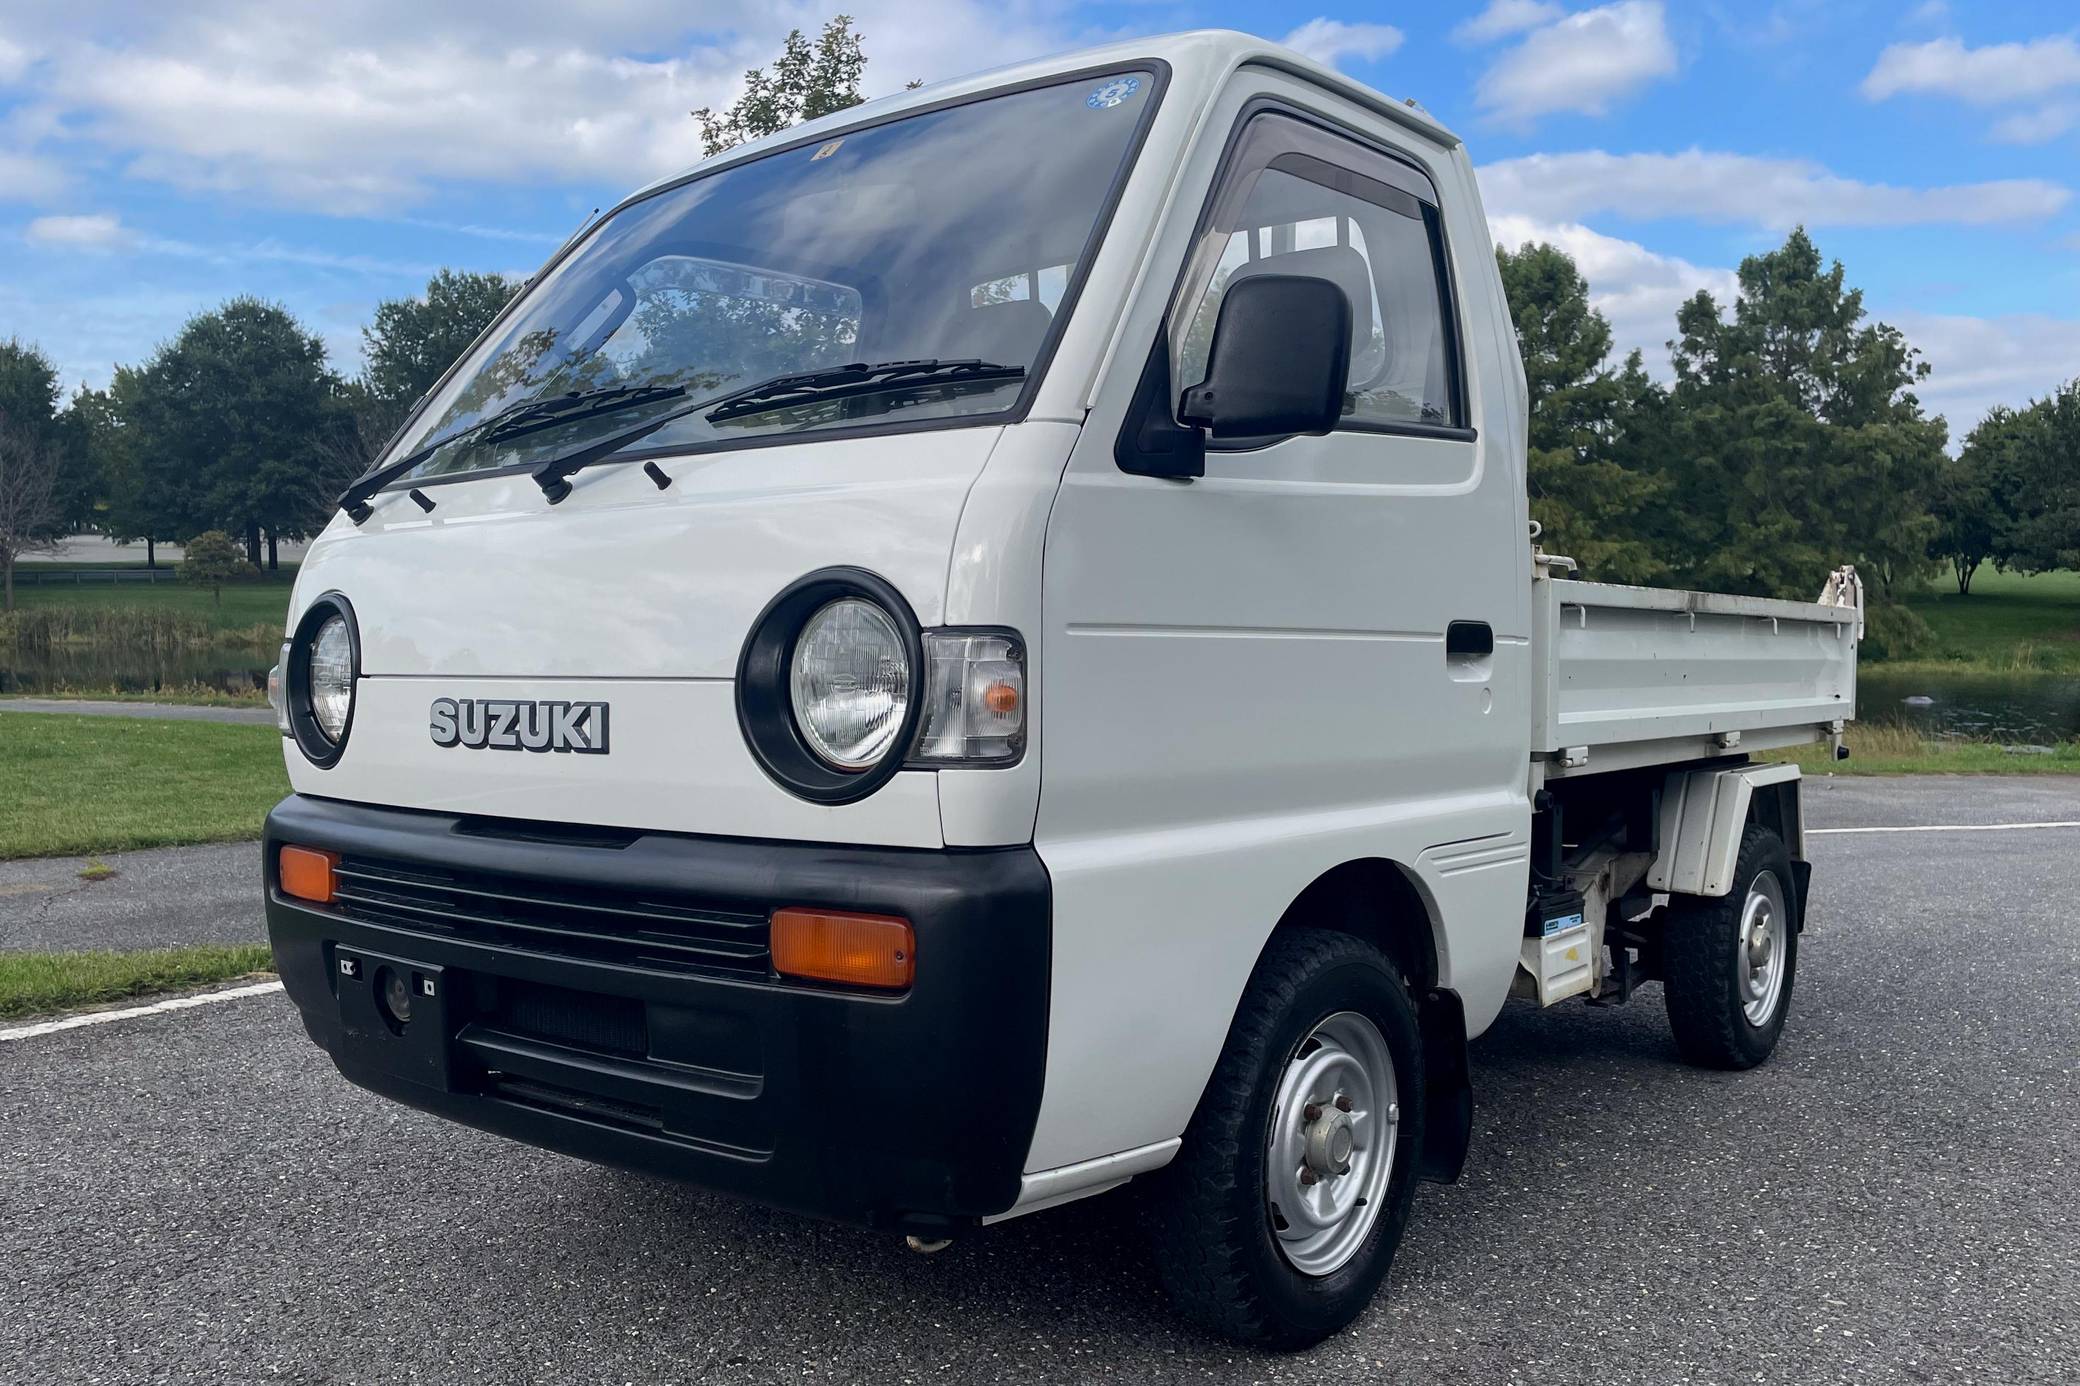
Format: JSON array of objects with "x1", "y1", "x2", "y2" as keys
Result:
[
  {"x1": 286, "y1": 592, "x2": 360, "y2": 768},
  {"x1": 736, "y1": 569, "x2": 927, "y2": 805}
]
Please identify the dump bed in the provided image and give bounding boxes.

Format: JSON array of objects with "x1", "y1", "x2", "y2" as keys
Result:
[{"x1": 1532, "y1": 573, "x2": 1859, "y2": 777}]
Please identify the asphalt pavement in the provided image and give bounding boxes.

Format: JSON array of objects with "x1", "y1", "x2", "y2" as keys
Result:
[
  {"x1": 3, "y1": 775, "x2": 2077, "y2": 1384},
  {"x1": 0, "y1": 841, "x2": 262, "y2": 952},
  {"x1": 0, "y1": 696, "x2": 276, "y2": 724}
]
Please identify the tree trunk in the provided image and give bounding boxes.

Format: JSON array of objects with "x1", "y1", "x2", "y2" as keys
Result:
[
  {"x1": 244, "y1": 523, "x2": 261, "y2": 566},
  {"x1": 3, "y1": 554, "x2": 13, "y2": 613},
  {"x1": 146, "y1": 538, "x2": 156, "y2": 569},
  {"x1": 267, "y1": 531, "x2": 279, "y2": 571}
]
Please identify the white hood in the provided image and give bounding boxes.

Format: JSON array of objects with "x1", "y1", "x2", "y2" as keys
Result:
[{"x1": 281, "y1": 428, "x2": 1005, "y2": 848}]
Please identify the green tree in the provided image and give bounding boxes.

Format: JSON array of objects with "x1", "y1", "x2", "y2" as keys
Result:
[
  {"x1": 693, "y1": 16, "x2": 871, "y2": 156},
  {"x1": 0, "y1": 414, "x2": 62, "y2": 611},
  {"x1": 1659, "y1": 228, "x2": 1945, "y2": 606},
  {"x1": 116, "y1": 299, "x2": 349, "y2": 569},
  {"x1": 352, "y1": 269, "x2": 521, "y2": 462},
  {"x1": 1495, "y1": 242, "x2": 1667, "y2": 582},
  {"x1": 179, "y1": 529, "x2": 256, "y2": 605},
  {"x1": 1931, "y1": 403, "x2": 2043, "y2": 594},
  {"x1": 1984, "y1": 379, "x2": 2080, "y2": 577},
  {"x1": 54, "y1": 383, "x2": 113, "y2": 531},
  {"x1": 0, "y1": 339, "x2": 62, "y2": 445},
  {"x1": 97, "y1": 369, "x2": 187, "y2": 568}
]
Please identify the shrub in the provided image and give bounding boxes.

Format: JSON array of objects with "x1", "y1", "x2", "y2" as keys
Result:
[{"x1": 179, "y1": 531, "x2": 257, "y2": 605}]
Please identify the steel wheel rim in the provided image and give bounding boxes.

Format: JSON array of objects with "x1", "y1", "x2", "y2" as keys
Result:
[
  {"x1": 1265, "y1": 1010, "x2": 1398, "y2": 1278},
  {"x1": 1739, "y1": 870, "x2": 1789, "y2": 1026}
]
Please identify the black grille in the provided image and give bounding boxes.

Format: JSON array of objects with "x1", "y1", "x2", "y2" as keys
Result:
[
  {"x1": 487, "y1": 978, "x2": 648, "y2": 1056},
  {"x1": 329, "y1": 857, "x2": 770, "y2": 978}
]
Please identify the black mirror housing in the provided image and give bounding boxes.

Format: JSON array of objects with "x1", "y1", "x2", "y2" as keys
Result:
[{"x1": 1177, "y1": 274, "x2": 1352, "y2": 440}]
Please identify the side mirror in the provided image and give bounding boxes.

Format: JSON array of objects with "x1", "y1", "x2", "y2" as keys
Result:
[{"x1": 1177, "y1": 274, "x2": 1352, "y2": 440}]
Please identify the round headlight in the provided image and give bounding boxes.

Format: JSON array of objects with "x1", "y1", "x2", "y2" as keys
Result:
[
  {"x1": 308, "y1": 615, "x2": 355, "y2": 742},
  {"x1": 789, "y1": 598, "x2": 910, "y2": 770}
]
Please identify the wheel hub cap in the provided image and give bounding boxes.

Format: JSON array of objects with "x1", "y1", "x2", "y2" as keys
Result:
[
  {"x1": 1738, "y1": 871, "x2": 1789, "y2": 1026},
  {"x1": 1266, "y1": 1010, "x2": 1398, "y2": 1278}
]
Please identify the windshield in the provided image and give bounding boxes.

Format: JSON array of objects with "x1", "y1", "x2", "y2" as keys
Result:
[{"x1": 387, "y1": 70, "x2": 1157, "y2": 485}]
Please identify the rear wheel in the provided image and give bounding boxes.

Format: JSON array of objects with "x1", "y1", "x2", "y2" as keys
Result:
[
  {"x1": 1149, "y1": 929, "x2": 1423, "y2": 1348},
  {"x1": 1663, "y1": 824, "x2": 1799, "y2": 1069}
]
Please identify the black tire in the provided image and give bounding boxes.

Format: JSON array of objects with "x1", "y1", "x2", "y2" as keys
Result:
[
  {"x1": 1662, "y1": 824, "x2": 1799, "y2": 1070},
  {"x1": 1148, "y1": 928, "x2": 1424, "y2": 1349}
]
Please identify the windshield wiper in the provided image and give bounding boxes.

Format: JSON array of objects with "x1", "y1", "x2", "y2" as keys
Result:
[
  {"x1": 524, "y1": 360, "x2": 1027, "y2": 504},
  {"x1": 701, "y1": 359, "x2": 1025, "y2": 423},
  {"x1": 336, "y1": 383, "x2": 686, "y2": 522}
]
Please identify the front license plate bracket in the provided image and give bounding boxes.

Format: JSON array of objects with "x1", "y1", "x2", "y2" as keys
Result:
[{"x1": 332, "y1": 946, "x2": 451, "y2": 1090}]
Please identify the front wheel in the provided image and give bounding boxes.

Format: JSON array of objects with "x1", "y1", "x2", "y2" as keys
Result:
[
  {"x1": 1662, "y1": 824, "x2": 1800, "y2": 1069},
  {"x1": 1149, "y1": 929, "x2": 1424, "y2": 1348}
]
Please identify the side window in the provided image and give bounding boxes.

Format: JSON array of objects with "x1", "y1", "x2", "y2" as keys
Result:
[{"x1": 1175, "y1": 114, "x2": 1461, "y2": 434}]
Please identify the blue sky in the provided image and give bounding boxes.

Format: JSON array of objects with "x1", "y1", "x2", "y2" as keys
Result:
[{"x1": 3, "y1": 1, "x2": 2076, "y2": 436}]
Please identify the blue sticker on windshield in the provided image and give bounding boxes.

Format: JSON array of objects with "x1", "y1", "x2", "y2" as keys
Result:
[{"x1": 1086, "y1": 76, "x2": 1141, "y2": 110}]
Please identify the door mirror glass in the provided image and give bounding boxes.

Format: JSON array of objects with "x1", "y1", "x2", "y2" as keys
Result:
[{"x1": 1177, "y1": 274, "x2": 1351, "y2": 439}]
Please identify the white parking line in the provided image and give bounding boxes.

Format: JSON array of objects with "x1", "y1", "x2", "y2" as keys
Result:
[
  {"x1": 1810, "y1": 820, "x2": 2080, "y2": 836},
  {"x1": 0, "y1": 979, "x2": 284, "y2": 1042}
]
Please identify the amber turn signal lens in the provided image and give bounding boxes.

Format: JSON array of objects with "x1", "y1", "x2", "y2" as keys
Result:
[
  {"x1": 770, "y1": 908, "x2": 915, "y2": 989},
  {"x1": 278, "y1": 845, "x2": 339, "y2": 905}
]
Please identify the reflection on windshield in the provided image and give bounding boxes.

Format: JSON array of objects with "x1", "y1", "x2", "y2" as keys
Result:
[{"x1": 390, "y1": 70, "x2": 1155, "y2": 484}]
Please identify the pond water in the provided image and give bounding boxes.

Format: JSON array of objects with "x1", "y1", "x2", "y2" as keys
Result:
[
  {"x1": 1857, "y1": 668, "x2": 2080, "y2": 744},
  {"x1": 0, "y1": 646, "x2": 273, "y2": 699}
]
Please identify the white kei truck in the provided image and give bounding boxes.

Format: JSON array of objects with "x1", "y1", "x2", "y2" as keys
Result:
[{"x1": 264, "y1": 31, "x2": 1861, "y2": 1347}]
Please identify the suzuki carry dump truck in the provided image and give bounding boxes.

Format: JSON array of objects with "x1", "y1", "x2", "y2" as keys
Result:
[{"x1": 265, "y1": 31, "x2": 1861, "y2": 1346}]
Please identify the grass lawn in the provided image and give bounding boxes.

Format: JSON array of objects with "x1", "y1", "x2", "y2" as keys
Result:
[
  {"x1": 1897, "y1": 568, "x2": 2080, "y2": 672},
  {"x1": 0, "y1": 714, "x2": 288, "y2": 859},
  {"x1": 1762, "y1": 722, "x2": 2080, "y2": 775},
  {"x1": 10, "y1": 570, "x2": 298, "y2": 632},
  {"x1": 0, "y1": 944, "x2": 275, "y2": 1020}
]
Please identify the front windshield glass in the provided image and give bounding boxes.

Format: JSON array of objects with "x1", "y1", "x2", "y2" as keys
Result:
[{"x1": 389, "y1": 69, "x2": 1157, "y2": 484}]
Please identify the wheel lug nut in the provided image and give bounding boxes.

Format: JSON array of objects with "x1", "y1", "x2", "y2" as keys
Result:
[
  {"x1": 1303, "y1": 1103, "x2": 1323, "y2": 1122},
  {"x1": 1334, "y1": 1094, "x2": 1353, "y2": 1113},
  {"x1": 1299, "y1": 1169, "x2": 1319, "y2": 1186}
]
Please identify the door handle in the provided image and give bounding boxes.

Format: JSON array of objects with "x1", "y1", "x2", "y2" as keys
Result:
[{"x1": 1445, "y1": 621, "x2": 1494, "y2": 658}]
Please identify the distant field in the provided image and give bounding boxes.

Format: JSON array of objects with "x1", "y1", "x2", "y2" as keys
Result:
[
  {"x1": 0, "y1": 714, "x2": 288, "y2": 859},
  {"x1": 1898, "y1": 568, "x2": 2080, "y2": 671},
  {"x1": 11, "y1": 565, "x2": 298, "y2": 632}
]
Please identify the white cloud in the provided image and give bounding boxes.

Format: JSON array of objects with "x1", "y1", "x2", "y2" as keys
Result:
[
  {"x1": 1487, "y1": 213, "x2": 1733, "y2": 368},
  {"x1": 1889, "y1": 310, "x2": 2080, "y2": 434},
  {"x1": 0, "y1": 2, "x2": 1083, "y2": 214},
  {"x1": 1905, "y1": 1, "x2": 1949, "y2": 26},
  {"x1": 1281, "y1": 19, "x2": 1405, "y2": 69},
  {"x1": 1478, "y1": 149, "x2": 2070, "y2": 228},
  {"x1": 24, "y1": 212, "x2": 130, "y2": 247},
  {"x1": 1863, "y1": 34, "x2": 2080, "y2": 105},
  {"x1": 25, "y1": 210, "x2": 440, "y2": 279},
  {"x1": 0, "y1": 35, "x2": 32, "y2": 84},
  {"x1": 1474, "y1": 0, "x2": 1677, "y2": 126},
  {"x1": 1486, "y1": 213, "x2": 2079, "y2": 437},
  {"x1": 1989, "y1": 102, "x2": 2079, "y2": 146},
  {"x1": 0, "y1": 148, "x2": 66, "y2": 202},
  {"x1": 1864, "y1": 34, "x2": 2080, "y2": 147},
  {"x1": 1452, "y1": 0, "x2": 1562, "y2": 46}
]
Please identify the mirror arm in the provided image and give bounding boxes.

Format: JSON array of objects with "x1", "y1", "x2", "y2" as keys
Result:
[{"x1": 1113, "y1": 334, "x2": 1205, "y2": 481}]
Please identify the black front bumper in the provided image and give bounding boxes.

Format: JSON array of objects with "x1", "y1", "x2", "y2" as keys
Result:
[{"x1": 263, "y1": 795, "x2": 1050, "y2": 1233}]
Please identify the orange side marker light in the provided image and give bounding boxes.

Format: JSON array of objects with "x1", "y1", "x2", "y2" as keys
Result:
[
  {"x1": 279, "y1": 845, "x2": 339, "y2": 905},
  {"x1": 771, "y1": 907, "x2": 915, "y2": 989}
]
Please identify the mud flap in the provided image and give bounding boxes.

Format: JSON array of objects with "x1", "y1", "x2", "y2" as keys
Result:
[
  {"x1": 1789, "y1": 858, "x2": 1813, "y2": 932},
  {"x1": 1418, "y1": 989, "x2": 1472, "y2": 1183}
]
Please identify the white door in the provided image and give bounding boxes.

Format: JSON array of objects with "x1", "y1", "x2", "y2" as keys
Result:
[{"x1": 1025, "y1": 86, "x2": 1533, "y2": 1172}]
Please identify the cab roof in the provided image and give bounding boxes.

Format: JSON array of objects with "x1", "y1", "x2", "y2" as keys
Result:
[{"x1": 632, "y1": 29, "x2": 1459, "y2": 202}]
